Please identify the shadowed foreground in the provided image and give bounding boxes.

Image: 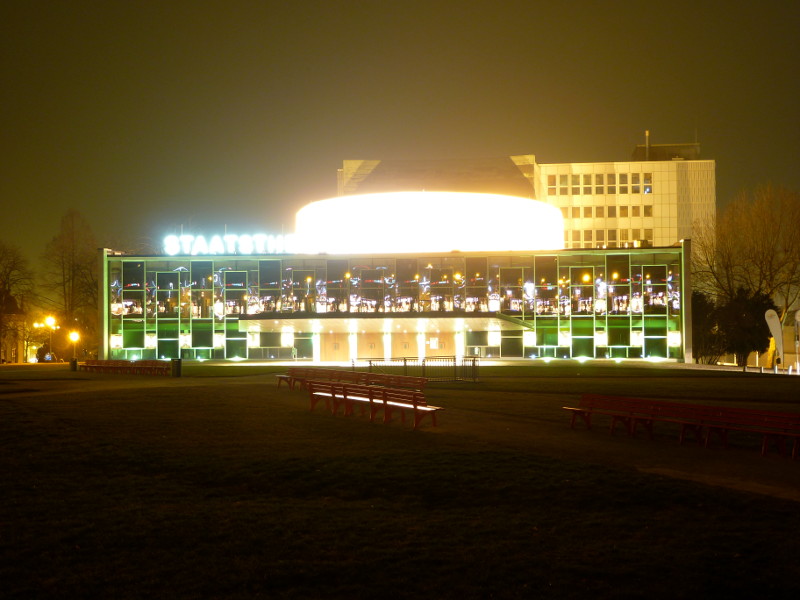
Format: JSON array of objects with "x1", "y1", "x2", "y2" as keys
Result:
[{"x1": 2, "y1": 364, "x2": 800, "y2": 598}]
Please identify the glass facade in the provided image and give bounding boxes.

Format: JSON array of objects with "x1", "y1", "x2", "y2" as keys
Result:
[{"x1": 102, "y1": 246, "x2": 688, "y2": 361}]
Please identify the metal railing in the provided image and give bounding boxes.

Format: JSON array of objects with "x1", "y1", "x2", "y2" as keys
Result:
[{"x1": 363, "y1": 356, "x2": 479, "y2": 382}]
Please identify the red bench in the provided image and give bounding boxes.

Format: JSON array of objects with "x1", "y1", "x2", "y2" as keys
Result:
[
  {"x1": 564, "y1": 393, "x2": 800, "y2": 458},
  {"x1": 276, "y1": 367, "x2": 369, "y2": 390},
  {"x1": 277, "y1": 368, "x2": 427, "y2": 392},
  {"x1": 306, "y1": 380, "x2": 442, "y2": 429},
  {"x1": 78, "y1": 359, "x2": 171, "y2": 376}
]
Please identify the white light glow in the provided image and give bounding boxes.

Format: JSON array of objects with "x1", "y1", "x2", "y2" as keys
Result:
[
  {"x1": 668, "y1": 331, "x2": 682, "y2": 347},
  {"x1": 455, "y1": 331, "x2": 464, "y2": 361},
  {"x1": 523, "y1": 331, "x2": 536, "y2": 347},
  {"x1": 631, "y1": 331, "x2": 644, "y2": 347},
  {"x1": 295, "y1": 192, "x2": 564, "y2": 254},
  {"x1": 383, "y1": 333, "x2": 391, "y2": 361},
  {"x1": 349, "y1": 333, "x2": 358, "y2": 362}
]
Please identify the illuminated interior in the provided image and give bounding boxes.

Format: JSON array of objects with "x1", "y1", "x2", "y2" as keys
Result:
[
  {"x1": 102, "y1": 245, "x2": 686, "y2": 362},
  {"x1": 294, "y1": 192, "x2": 565, "y2": 254}
]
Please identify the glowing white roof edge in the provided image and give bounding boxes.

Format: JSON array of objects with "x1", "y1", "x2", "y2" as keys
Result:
[{"x1": 294, "y1": 191, "x2": 564, "y2": 255}]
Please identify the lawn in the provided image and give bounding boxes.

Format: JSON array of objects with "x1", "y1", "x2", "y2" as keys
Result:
[{"x1": 2, "y1": 363, "x2": 800, "y2": 598}]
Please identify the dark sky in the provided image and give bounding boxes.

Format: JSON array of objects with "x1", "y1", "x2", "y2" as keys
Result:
[{"x1": 2, "y1": 0, "x2": 798, "y2": 259}]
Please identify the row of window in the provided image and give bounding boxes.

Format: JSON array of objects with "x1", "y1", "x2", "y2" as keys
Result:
[
  {"x1": 565, "y1": 229, "x2": 653, "y2": 243},
  {"x1": 561, "y1": 205, "x2": 654, "y2": 219},
  {"x1": 547, "y1": 173, "x2": 654, "y2": 196}
]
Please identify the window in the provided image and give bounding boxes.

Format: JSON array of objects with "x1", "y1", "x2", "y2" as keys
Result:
[
  {"x1": 572, "y1": 230, "x2": 581, "y2": 242},
  {"x1": 608, "y1": 230, "x2": 617, "y2": 241},
  {"x1": 561, "y1": 207, "x2": 569, "y2": 218},
  {"x1": 620, "y1": 229, "x2": 628, "y2": 241},
  {"x1": 619, "y1": 174, "x2": 628, "y2": 194},
  {"x1": 564, "y1": 231, "x2": 570, "y2": 242},
  {"x1": 596, "y1": 230, "x2": 605, "y2": 242},
  {"x1": 644, "y1": 173, "x2": 653, "y2": 194},
  {"x1": 572, "y1": 175, "x2": 580, "y2": 195},
  {"x1": 583, "y1": 174, "x2": 592, "y2": 194},
  {"x1": 584, "y1": 230, "x2": 593, "y2": 242},
  {"x1": 595, "y1": 174, "x2": 604, "y2": 195},
  {"x1": 595, "y1": 206, "x2": 604, "y2": 218},
  {"x1": 572, "y1": 207, "x2": 580, "y2": 218},
  {"x1": 620, "y1": 206, "x2": 628, "y2": 217},
  {"x1": 644, "y1": 205, "x2": 653, "y2": 217},
  {"x1": 584, "y1": 206, "x2": 592, "y2": 218},
  {"x1": 548, "y1": 175, "x2": 556, "y2": 186},
  {"x1": 632, "y1": 206, "x2": 641, "y2": 217},
  {"x1": 631, "y1": 228, "x2": 640, "y2": 240},
  {"x1": 644, "y1": 229, "x2": 653, "y2": 241},
  {"x1": 608, "y1": 206, "x2": 616, "y2": 218},
  {"x1": 631, "y1": 173, "x2": 640, "y2": 194}
]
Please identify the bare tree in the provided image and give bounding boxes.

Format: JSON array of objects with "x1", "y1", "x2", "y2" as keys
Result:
[
  {"x1": 692, "y1": 185, "x2": 800, "y2": 322},
  {"x1": 40, "y1": 210, "x2": 99, "y2": 352},
  {"x1": 0, "y1": 241, "x2": 34, "y2": 361}
]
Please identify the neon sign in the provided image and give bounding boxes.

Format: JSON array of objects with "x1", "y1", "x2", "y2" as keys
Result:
[{"x1": 163, "y1": 234, "x2": 297, "y2": 256}]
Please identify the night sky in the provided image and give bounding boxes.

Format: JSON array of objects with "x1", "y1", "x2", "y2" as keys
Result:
[{"x1": 2, "y1": 1, "x2": 798, "y2": 259}]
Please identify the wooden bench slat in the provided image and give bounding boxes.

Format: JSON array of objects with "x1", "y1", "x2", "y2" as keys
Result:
[{"x1": 306, "y1": 380, "x2": 442, "y2": 429}]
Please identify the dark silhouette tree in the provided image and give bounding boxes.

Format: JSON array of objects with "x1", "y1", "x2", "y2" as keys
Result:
[
  {"x1": 0, "y1": 241, "x2": 33, "y2": 362},
  {"x1": 715, "y1": 288, "x2": 776, "y2": 367},
  {"x1": 691, "y1": 291, "x2": 726, "y2": 364}
]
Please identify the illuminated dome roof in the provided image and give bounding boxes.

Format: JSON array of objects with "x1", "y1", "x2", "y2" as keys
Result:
[{"x1": 295, "y1": 191, "x2": 564, "y2": 254}]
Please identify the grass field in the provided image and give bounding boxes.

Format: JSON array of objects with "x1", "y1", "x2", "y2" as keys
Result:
[{"x1": 2, "y1": 362, "x2": 800, "y2": 599}]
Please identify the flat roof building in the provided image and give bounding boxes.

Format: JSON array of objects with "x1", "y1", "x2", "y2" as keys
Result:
[{"x1": 100, "y1": 243, "x2": 691, "y2": 363}]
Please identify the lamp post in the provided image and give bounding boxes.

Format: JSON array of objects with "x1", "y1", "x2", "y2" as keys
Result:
[{"x1": 44, "y1": 316, "x2": 56, "y2": 357}]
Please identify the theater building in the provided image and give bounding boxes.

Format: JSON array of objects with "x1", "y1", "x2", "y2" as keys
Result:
[{"x1": 99, "y1": 192, "x2": 692, "y2": 363}]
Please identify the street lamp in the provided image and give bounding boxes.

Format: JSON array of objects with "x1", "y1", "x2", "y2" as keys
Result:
[
  {"x1": 69, "y1": 331, "x2": 80, "y2": 360},
  {"x1": 45, "y1": 316, "x2": 56, "y2": 356},
  {"x1": 34, "y1": 316, "x2": 59, "y2": 360}
]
